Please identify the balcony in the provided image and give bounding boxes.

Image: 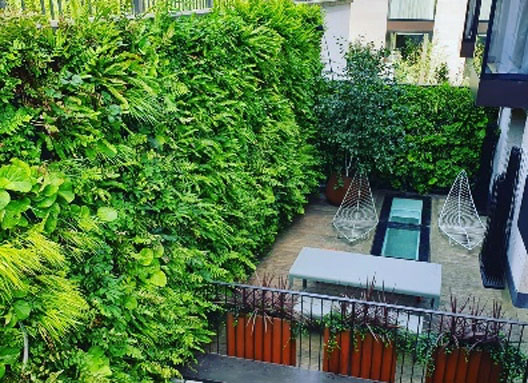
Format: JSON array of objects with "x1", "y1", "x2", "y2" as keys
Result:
[
  {"x1": 184, "y1": 281, "x2": 528, "y2": 383},
  {"x1": 462, "y1": 0, "x2": 528, "y2": 108},
  {"x1": 183, "y1": 193, "x2": 528, "y2": 383},
  {"x1": 477, "y1": 0, "x2": 528, "y2": 108}
]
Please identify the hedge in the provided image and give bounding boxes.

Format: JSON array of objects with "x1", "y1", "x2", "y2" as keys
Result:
[
  {"x1": 0, "y1": 1, "x2": 323, "y2": 381},
  {"x1": 318, "y1": 78, "x2": 491, "y2": 194},
  {"x1": 387, "y1": 84, "x2": 491, "y2": 193}
]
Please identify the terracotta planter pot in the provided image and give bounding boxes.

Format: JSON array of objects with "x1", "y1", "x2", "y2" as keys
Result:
[
  {"x1": 226, "y1": 313, "x2": 296, "y2": 366},
  {"x1": 325, "y1": 173, "x2": 352, "y2": 206},
  {"x1": 323, "y1": 328, "x2": 397, "y2": 382},
  {"x1": 426, "y1": 348, "x2": 501, "y2": 383}
]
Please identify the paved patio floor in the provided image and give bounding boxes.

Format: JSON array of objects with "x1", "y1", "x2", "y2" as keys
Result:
[{"x1": 251, "y1": 191, "x2": 528, "y2": 322}]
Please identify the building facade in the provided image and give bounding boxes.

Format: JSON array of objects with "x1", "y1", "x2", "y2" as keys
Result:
[
  {"x1": 466, "y1": 0, "x2": 528, "y2": 307},
  {"x1": 322, "y1": 0, "x2": 492, "y2": 82}
]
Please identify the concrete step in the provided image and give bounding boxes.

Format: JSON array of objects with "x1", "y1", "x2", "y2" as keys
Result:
[{"x1": 180, "y1": 354, "x2": 364, "y2": 383}]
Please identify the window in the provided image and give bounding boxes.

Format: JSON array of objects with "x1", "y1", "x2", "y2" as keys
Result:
[
  {"x1": 484, "y1": 0, "x2": 528, "y2": 76},
  {"x1": 460, "y1": 0, "x2": 493, "y2": 57},
  {"x1": 475, "y1": 0, "x2": 528, "y2": 108},
  {"x1": 388, "y1": 33, "x2": 429, "y2": 58},
  {"x1": 480, "y1": 0, "x2": 493, "y2": 21},
  {"x1": 388, "y1": 0, "x2": 436, "y2": 20}
]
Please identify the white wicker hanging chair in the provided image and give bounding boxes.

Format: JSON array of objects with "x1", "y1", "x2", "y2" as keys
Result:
[
  {"x1": 333, "y1": 172, "x2": 378, "y2": 242},
  {"x1": 438, "y1": 170, "x2": 486, "y2": 250}
]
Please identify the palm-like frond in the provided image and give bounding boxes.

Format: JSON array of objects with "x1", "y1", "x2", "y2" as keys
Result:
[{"x1": 0, "y1": 231, "x2": 88, "y2": 342}]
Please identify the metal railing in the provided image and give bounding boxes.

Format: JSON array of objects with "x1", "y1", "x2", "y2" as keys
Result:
[
  {"x1": 206, "y1": 281, "x2": 528, "y2": 383},
  {"x1": 0, "y1": 0, "x2": 213, "y2": 18}
]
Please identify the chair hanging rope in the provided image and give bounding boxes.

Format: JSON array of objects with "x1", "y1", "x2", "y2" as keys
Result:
[
  {"x1": 332, "y1": 172, "x2": 378, "y2": 242},
  {"x1": 438, "y1": 170, "x2": 486, "y2": 250}
]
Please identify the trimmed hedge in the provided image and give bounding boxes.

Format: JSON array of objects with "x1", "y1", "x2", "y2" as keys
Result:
[
  {"x1": 387, "y1": 84, "x2": 490, "y2": 193},
  {"x1": 318, "y1": 76, "x2": 491, "y2": 194},
  {"x1": 0, "y1": 1, "x2": 323, "y2": 382}
]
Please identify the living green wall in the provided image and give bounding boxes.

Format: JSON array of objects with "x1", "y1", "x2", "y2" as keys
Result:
[
  {"x1": 0, "y1": 1, "x2": 323, "y2": 381},
  {"x1": 388, "y1": 84, "x2": 490, "y2": 193}
]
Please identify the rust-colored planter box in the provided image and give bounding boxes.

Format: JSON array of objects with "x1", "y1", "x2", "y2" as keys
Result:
[
  {"x1": 323, "y1": 328, "x2": 397, "y2": 382},
  {"x1": 426, "y1": 348, "x2": 501, "y2": 383},
  {"x1": 325, "y1": 173, "x2": 352, "y2": 206},
  {"x1": 226, "y1": 313, "x2": 296, "y2": 366}
]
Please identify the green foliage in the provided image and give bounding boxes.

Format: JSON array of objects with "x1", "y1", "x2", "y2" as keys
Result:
[
  {"x1": 387, "y1": 84, "x2": 490, "y2": 193},
  {"x1": 0, "y1": 1, "x2": 323, "y2": 381},
  {"x1": 317, "y1": 41, "x2": 404, "y2": 176},
  {"x1": 0, "y1": 231, "x2": 88, "y2": 377},
  {"x1": 317, "y1": 42, "x2": 491, "y2": 193},
  {"x1": 392, "y1": 37, "x2": 452, "y2": 85},
  {"x1": 3, "y1": 0, "x2": 126, "y2": 18},
  {"x1": 398, "y1": 330, "x2": 527, "y2": 382},
  {"x1": 0, "y1": 159, "x2": 74, "y2": 235}
]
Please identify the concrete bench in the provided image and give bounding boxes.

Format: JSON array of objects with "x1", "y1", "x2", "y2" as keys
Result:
[{"x1": 288, "y1": 247, "x2": 442, "y2": 308}]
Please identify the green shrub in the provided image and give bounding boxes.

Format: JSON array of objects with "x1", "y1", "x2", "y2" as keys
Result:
[
  {"x1": 388, "y1": 84, "x2": 490, "y2": 193},
  {"x1": 0, "y1": 1, "x2": 323, "y2": 381},
  {"x1": 317, "y1": 41, "x2": 491, "y2": 193},
  {"x1": 317, "y1": 41, "x2": 404, "y2": 177}
]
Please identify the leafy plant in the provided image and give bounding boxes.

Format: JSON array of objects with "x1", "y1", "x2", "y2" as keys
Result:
[
  {"x1": 0, "y1": 231, "x2": 87, "y2": 379},
  {"x1": 387, "y1": 84, "x2": 491, "y2": 193},
  {"x1": 398, "y1": 296, "x2": 528, "y2": 383},
  {"x1": 320, "y1": 279, "x2": 399, "y2": 353},
  {"x1": 317, "y1": 40, "x2": 492, "y2": 193},
  {"x1": 392, "y1": 37, "x2": 452, "y2": 85},
  {"x1": 0, "y1": 1, "x2": 324, "y2": 381},
  {"x1": 317, "y1": 41, "x2": 404, "y2": 177},
  {"x1": 227, "y1": 275, "x2": 299, "y2": 323}
]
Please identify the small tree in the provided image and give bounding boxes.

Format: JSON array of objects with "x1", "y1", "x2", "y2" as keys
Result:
[{"x1": 317, "y1": 41, "x2": 403, "y2": 177}]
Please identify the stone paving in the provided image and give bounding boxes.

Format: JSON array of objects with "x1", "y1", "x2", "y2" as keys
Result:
[{"x1": 251, "y1": 191, "x2": 528, "y2": 322}]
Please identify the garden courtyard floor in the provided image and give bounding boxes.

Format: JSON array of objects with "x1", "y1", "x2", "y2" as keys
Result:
[{"x1": 251, "y1": 191, "x2": 528, "y2": 322}]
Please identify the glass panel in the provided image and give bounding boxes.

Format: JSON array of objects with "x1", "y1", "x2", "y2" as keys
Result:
[
  {"x1": 381, "y1": 227, "x2": 420, "y2": 260},
  {"x1": 485, "y1": 0, "x2": 528, "y2": 75},
  {"x1": 480, "y1": 0, "x2": 493, "y2": 20},
  {"x1": 389, "y1": 198, "x2": 423, "y2": 225},
  {"x1": 388, "y1": 0, "x2": 435, "y2": 20},
  {"x1": 463, "y1": 0, "x2": 480, "y2": 40}
]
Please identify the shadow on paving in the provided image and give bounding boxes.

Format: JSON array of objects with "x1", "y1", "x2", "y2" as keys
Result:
[{"x1": 180, "y1": 354, "x2": 365, "y2": 383}]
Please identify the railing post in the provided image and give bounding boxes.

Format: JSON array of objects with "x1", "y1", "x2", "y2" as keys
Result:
[
  {"x1": 133, "y1": 0, "x2": 144, "y2": 14},
  {"x1": 49, "y1": 0, "x2": 55, "y2": 20}
]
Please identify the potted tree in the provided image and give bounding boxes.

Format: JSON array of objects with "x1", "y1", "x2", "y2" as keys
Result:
[
  {"x1": 225, "y1": 276, "x2": 298, "y2": 366},
  {"x1": 320, "y1": 280, "x2": 398, "y2": 382},
  {"x1": 317, "y1": 41, "x2": 403, "y2": 205}
]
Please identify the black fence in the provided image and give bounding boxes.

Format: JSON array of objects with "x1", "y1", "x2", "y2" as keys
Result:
[{"x1": 206, "y1": 282, "x2": 528, "y2": 383}]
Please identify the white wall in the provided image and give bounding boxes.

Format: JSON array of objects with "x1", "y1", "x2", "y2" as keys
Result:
[
  {"x1": 322, "y1": 2, "x2": 352, "y2": 76},
  {"x1": 349, "y1": 0, "x2": 388, "y2": 48},
  {"x1": 431, "y1": 0, "x2": 469, "y2": 84}
]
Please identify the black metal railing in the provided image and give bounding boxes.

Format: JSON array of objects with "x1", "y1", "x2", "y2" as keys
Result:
[{"x1": 206, "y1": 282, "x2": 528, "y2": 383}]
